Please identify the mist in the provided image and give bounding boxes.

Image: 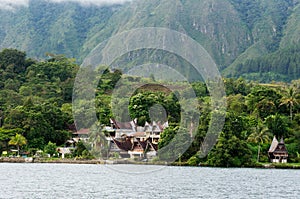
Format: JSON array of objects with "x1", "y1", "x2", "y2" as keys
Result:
[
  {"x1": 50, "y1": 0, "x2": 134, "y2": 6},
  {"x1": 0, "y1": 0, "x2": 29, "y2": 10},
  {"x1": 0, "y1": 0, "x2": 133, "y2": 10}
]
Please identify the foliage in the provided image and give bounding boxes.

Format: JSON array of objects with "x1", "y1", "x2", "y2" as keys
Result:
[
  {"x1": 128, "y1": 91, "x2": 180, "y2": 126},
  {"x1": 187, "y1": 156, "x2": 200, "y2": 166},
  {"x1": 8, "y1": 133, "x2": 27, "y2": 156},
  {"x1": 44, "y1": 141, "x2": 58, "y2": 157},
  {"x1": 232, "y1": 45, "x2": 300, "y2": 82},
  {"x1": 0, "y1": 1, "x2": 300, "y2": 82},
  {"x1": 158, "y1": 126, "x2": 192, "y2": 161},
  {"x1": 0, "y1": 49, "x2": 300, "y2": 166},
  {"x1": 73, "y1": 141, "x2": 87, "y2": 157},
  {"x1": 247, "y1": 123, "x2": 271, "y2": 162},
  {"x1": 207, "y1": 133, "x2": 254, "y2": 167}
]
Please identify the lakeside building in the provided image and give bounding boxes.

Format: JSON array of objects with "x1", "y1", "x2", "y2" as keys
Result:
[
  {"x1": 68, "y1": 119, "x2": 168, "y2": 160},
  {"x1": 72, "y1": 128, "x2": 89, "y2": 143},
  {"x1": 268, "y1": 136, "x2": 288, "y2": 163},
  {"x1": 108, "y1": 119, "x2": 168, "y2": 159}
]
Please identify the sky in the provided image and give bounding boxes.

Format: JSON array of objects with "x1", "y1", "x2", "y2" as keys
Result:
[{"x1": 0, "y1": 0, "x2": 133, "y2": 10}]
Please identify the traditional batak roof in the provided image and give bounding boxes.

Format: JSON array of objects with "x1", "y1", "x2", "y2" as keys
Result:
[
  {"x1": 268, "y1": 136, "x2": 279, "y2": 153},
  {"x1": 136, "y1": 138, "x2": 149, "y2": 150},
  {"x1": 112, "y1": 138, "x2": 133, "y2": 151},
  {"x1": 149, "y1": 142, "x2": 158, "y2": 151},
  {"x1": 268, "y1": 136, "x2": 288, "y2": 155},
  {"x1": 145, "y1": 121, "x2": 169, "y2": 132},
  {"x1": 110, "y1": 118, "x2": 137, "y2": 130}
]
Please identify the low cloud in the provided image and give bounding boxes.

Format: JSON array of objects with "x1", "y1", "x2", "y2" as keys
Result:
[
  {"x1": 0, "y1": 0, "x2": 133, "y2": 11},
  {"x1": 0, "y1": 0, "x2": 29, "y2": 11},
  {"x1": 50, "y1": 0, "x2": 133, "y2": 6}
]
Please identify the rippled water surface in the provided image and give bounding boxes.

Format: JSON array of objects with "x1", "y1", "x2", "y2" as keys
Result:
[{"x1": 0, "y1": 163, "x2": 299, "y2": 198}]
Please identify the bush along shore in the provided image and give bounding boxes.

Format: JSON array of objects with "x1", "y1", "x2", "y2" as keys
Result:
[{"x1": 1, "y1": 157, "x2": 300, "y2": 170}]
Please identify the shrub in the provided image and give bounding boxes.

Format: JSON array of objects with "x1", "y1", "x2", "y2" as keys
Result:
[{"x1": 187, "y1": 156, "x2": 199, "y2": 166}]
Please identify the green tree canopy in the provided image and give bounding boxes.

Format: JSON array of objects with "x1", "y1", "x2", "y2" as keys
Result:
[{"x1": 8, "y1": 133, "x2": 27, "y2": 156}]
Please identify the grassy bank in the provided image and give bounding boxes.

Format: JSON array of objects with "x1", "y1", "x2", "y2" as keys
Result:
[{"x1": 1, "y1": 157, "x2": 300, "y2": 169}]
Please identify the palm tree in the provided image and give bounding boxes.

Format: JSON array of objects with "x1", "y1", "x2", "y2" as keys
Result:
[
  {"x1": 280, "y1": 87, "x2": 299, "y2": 121},
  {"x1": 8, "y1": 133, "x2": 27, "y2": 156},
  {"x1": 247, "y1": 124, "x2": 271, "y2": 162},
  {"x1": 88, "y1": 124, "x2": 108, "y2": 159},
  {"x1": 256, "y1": 99, "x2": 276, "y2": 120}
]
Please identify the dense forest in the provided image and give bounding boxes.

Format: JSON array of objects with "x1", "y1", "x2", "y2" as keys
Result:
[{"x1": 0, "y1": 49, "x2": 300, "y2": 167}]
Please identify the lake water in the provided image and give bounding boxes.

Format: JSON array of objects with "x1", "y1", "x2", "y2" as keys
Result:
[{"x1": 0, "y1": 163, "x2": 299, "y2": 198}]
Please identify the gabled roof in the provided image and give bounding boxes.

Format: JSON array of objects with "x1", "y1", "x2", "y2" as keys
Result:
[
  {"x1": 112, "y1": 138, "x2": 133, "y2": 151},
  {"x1": 110, "y1": 118, "x2": 169, "y2": 132},
  {"x1": 268, "y1": 136, "x2": 288, "y2": 155},
  {"x1": 279, "y1": 137, "x2": 285, "y2": 144},
  {"x1": 268, "y1": 136, "x2": 278, "y2": 153},
  {"x1": 148, "y1": 142, "x2": 158, "y2": 151},
  {"x1": 136, "y1": 138, "x2": 149, "y2": 150},
  {"x1": 110, "y1": 118, "x2": 136, "y2": 130}
]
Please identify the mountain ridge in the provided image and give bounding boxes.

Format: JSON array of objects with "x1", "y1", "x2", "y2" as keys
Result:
[{"x1": 0, "y1": 0, "x2": 300, "y2": 82}]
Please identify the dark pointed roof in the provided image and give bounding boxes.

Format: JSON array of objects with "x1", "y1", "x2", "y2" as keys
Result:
[
  {"x1": 148, "y1": 141, "x2": 158, "y2": 151},
  {"x1": 136, "y1": 138, "x2": 149, "y2": 150},
  {"x1": 268, "y1": 136, "x2": 288, "y2": 155},
  {"x1": 112, "y1": 138, "x2": 133, "y2": 151},
  {"x1": 110, "y1": 118, "x2": 136, "y2": 130},
  {"x1": 279, "y1": 137, "x2": 285, "y2": 144}
]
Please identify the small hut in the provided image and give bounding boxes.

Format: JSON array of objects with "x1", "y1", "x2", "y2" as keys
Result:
[{"x1": 268, "y1": 137, "x2": 288, "y2": 163}]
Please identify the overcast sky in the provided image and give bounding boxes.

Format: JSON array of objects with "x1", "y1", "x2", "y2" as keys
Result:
[{"x1": 0, "y1": 0, "x2": 134, "y2": 10}]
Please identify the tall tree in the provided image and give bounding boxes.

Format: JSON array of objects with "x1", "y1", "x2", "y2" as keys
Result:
[
  {"x1": 8, "y1": 133, "x2": 27, "y2": 156},
  {"x1": 280, "y1": 87, "x2": 299, "y2": 121},
  {"x1": 247, "y1": 124, "x2": 271, "y2": 162}
]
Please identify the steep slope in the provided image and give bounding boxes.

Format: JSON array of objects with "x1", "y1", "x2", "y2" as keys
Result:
[
  {"x1": 280, "y1": 2, "x2": 300, "y2": 49},
  {"x1": 224, "y1": 0, "x2": 300, "y2": 81},
  {"x1": 82, "y1": 0, "x2": 251, "y2": 67},
  {"x1": 0, "y1": 0, "x2": 300, "y2": 82},
  {"x1": 0, "y1": 0, "x2": 117, "y2": 59},
  {"x1": 83, "y1": 0, "x2": 300, "y2": 82}
]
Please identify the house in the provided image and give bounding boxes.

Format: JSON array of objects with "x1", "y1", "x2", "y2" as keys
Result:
[
  {"x1": 268, "y1": 137, "x2": 288, "y2": 163},
  {"x1": 67, "y1": 119, "x2": 168, "y2": 160},
  {"x1": 72, "y1": 128, "x2": 90, "y2": 143},
  {"x1": 108, "y1": 119, "x2": 168, "y2": 159},
  {"x1": 57, "y1": 147, "x2": 72, "y2": 159}
]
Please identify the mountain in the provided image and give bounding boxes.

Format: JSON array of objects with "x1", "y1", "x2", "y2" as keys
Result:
[
  {"x1": 0, "y1": 0, "x2": 299, "y2": 82},
  {"x1": 0, "y1": 0, "x2": 118, "y2": 59}
]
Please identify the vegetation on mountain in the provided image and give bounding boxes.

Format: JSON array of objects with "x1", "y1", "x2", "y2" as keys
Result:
[{"x1": 0, "y1": 0, "x2": 300, "y2": 82}]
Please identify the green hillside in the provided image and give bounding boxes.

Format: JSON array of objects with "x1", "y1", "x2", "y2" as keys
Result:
[
  {"x1": 0, "y1": 0, "x2": 300, "y2": 82},
  {"x1": 0, "y1": 0, "x2": 117, "y2": 59}
]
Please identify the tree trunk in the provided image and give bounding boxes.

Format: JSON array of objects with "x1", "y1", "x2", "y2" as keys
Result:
[
  {"x1": 290, "y1": 105, "x2": 293, "y2": 121},
  {"x1": 17, "y1": 145, "x2": 20, "y2": 157},
  {"x1": 257, "y1": 144, "x2": 260, "y2": 162}
]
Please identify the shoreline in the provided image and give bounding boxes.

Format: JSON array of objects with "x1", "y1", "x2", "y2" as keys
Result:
[{"x1": 1, "y1": 157, "x2": 300, "y2": 169}]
